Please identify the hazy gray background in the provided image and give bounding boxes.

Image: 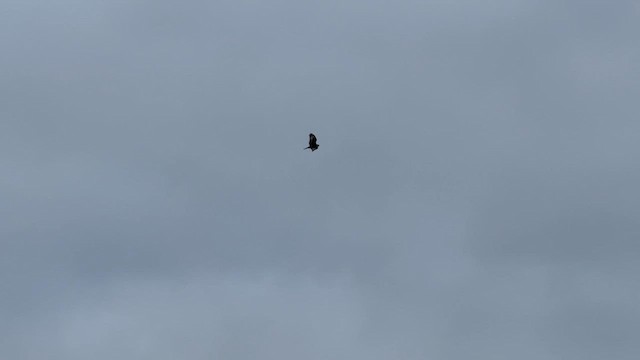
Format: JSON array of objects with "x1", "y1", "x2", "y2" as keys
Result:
[{"x1": 2, "y1": 0, "x2": 639, "y2": 359}]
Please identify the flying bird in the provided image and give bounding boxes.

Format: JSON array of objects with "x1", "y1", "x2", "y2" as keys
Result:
[{"x1": 304, "y1": 133, "x2": 319, "y2": 151}]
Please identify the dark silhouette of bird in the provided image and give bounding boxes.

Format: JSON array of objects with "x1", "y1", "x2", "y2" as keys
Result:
[{"x1": 304, "y1": 133, "x2": 319, "y2": 151}]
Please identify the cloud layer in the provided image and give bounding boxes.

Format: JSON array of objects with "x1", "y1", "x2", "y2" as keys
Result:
[{"x1": 2, "y1": 1, "x2": 639, "y2": 359}]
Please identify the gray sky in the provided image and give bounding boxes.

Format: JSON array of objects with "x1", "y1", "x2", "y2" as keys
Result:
[{"x1": 2, "y1": 0, "x2": 640, "y2": 359}]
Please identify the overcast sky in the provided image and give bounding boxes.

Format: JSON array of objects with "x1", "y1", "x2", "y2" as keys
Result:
[{"x1": 2, "y1": 0, "x2": 640, "y2": 359}]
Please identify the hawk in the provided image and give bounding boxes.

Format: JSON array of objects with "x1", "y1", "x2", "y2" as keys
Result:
[{"x1": 304, "y1": 133, "x2": 319, "y2": 151}]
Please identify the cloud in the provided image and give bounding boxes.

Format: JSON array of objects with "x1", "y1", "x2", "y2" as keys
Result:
[{"x1": 2, "y1": 0, "x2": 639, "y2": 359}]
